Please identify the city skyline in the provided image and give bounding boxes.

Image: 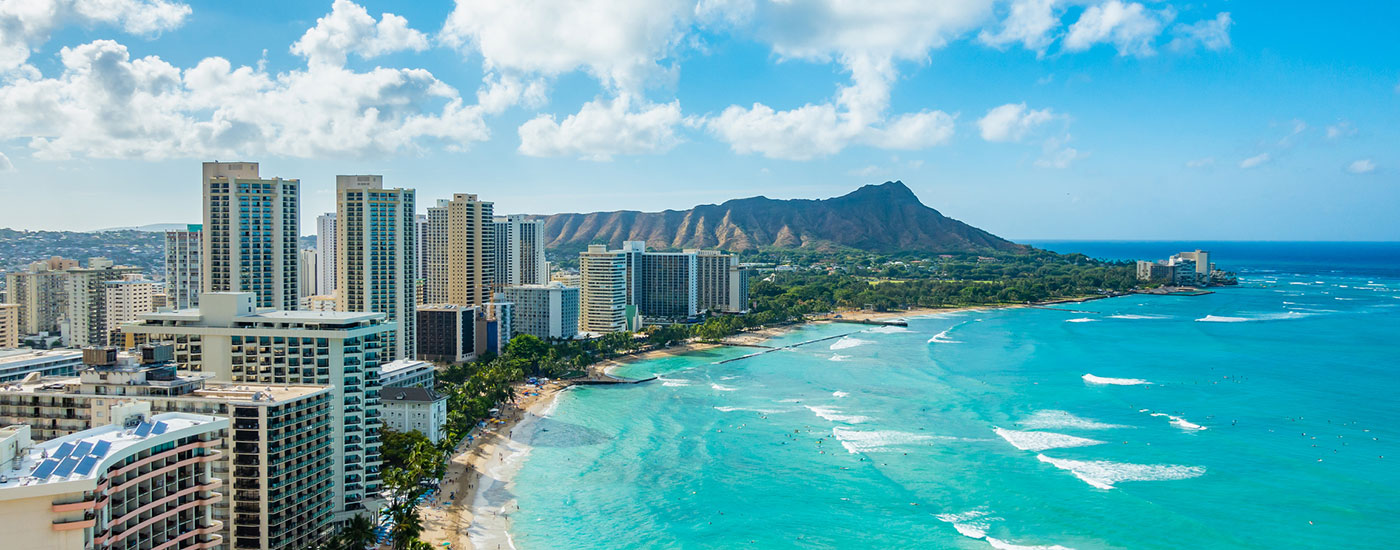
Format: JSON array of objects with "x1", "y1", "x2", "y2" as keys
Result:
[{"x1": 0, "y1": 0, "x2": 1396, "y2": 241}]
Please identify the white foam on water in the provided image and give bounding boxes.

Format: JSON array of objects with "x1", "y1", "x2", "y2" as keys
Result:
[
  {"x1": 994, "y1": 428, "x2": 1104, "y2": 452},
  {"x1": 1020, "y1": 410, "x2": 1130, "y2": 430},
  {"x1": 832, "y1": 391, "x2": 849, "y2": 398},
  {"x1": 1107, "y1": 314, "x2": 1167, "y2": 320},
  {"x1": 867, "y1": 325, "x2": 910, "y2": 334},
  {"x1": 829, "y1": 354, "x2": 850, "y2": 362},
  {"x1": 658, "y1": 377, "x2": 691, "y2": 387},
  {"x1": 1199, "y1": 311, "x2": 1313, "y2": 322},
  {"x1": 714, "y1": 406, "x2": 787, "y2": 414},
  {"x1": 937, "y1": 510, "x2": 1075, "y2": 550},
  {"x1": 1144, "y1": 411, "x2": 1208, "y2": 431},
  {"x1": 1065, "y1": 318, "x2": 1098, "y2": 323},
  {"x1": 830, "y1": 336, "x2": 872, "y2": 350},
  {"x1": 832, "y1": 426, "x2": 941, "y2": 453},
  {"x1": 1196, "y1": 315, "x2": 1248, "y2": 322},
  {"x1": 1289, "y1": 281, "x2": 1311, "y2": 286},
  {"x1": 928, "y1": 327, "x2": 963, "y2": 344},
  {"x1": 805, "y1": 405, "x2": 870, "y2": 424},
  {"x1": 710, "y1": 383, "x2": 738, "y2": 391},
  {"x1": 720, "y1": 375, "x2": 738, "y2": 380},
  {"x1": 1082, "y1": 373, "x2": 1150, "y2": 386},
  {"x1": 986, "y1": 538, "x2": 1076, "y2": 550},
  {"x1": 1036, "y1": 454, "x2": 1205, "y2": 490}
]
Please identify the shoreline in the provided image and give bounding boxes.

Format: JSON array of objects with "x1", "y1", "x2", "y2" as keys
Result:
[{"x1": 434, "y1": 294, "x2": 1119, "y2": 548}]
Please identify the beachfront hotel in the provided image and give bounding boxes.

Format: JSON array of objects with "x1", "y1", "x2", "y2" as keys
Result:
[
  {"x1": 165, "y1": 224, "x2": 203, "y2": 311},
  {"x1": 336, "y1": 175, "x2": 418, "y2": 361},
  {"x1": 120, "y1": 292, "x2": 389, "y2": 523},
  {"x1": 380, "y1": 387, "x2": 448, "y2": 443},
  {"x1": 0, "y1": 347, "x2": 337, "y2": 550},
  {"x1": 202, "y1": 161, "x2": 301, "y2": 310},
  {"x1": 578, "y1": 245, "x2": 632, "y2": 333},
  {"x1": 0, "y1": 406, "x2": 227, "y2": 550},
  {"x1": 693, "y1": 249, "x2": 750, "y2": 314}
]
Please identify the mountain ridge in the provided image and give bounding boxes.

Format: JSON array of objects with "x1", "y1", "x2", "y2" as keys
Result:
[{"x1": 531, "y1": 181, "x2": 1025, "y2": 254}]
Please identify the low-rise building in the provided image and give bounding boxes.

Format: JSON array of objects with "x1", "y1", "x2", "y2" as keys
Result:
[
  {"x1": 0, "y1": 406, "x2": 227, "y2": 550},
  {"x1": 0, "y1": 303, "x2": 19, "y2": 348},
  {"x1": 380, "y1": 387, "x2": 448, "y2": 443},
  {"x1": 416, "y1": 304, "x2": 477, "y2": 363},
  {"x1": 499, "y1": 283, "x2": 579, "y2": 341},
  {"x1": 0, "y1": 348, "x2": 83, "y2": 383},
  {"x1": 379, "y1": 359, "x2": 435, "y2": 389}
]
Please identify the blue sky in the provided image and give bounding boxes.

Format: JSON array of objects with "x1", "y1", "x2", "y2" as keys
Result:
[{"x1": 0, "y1": 0, "x2": 1395, "y2": 240}]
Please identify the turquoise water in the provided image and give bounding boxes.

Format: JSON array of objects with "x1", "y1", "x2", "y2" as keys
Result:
[{"x1": 509, "y1": 252, "x2": 1400, "y2": 549}]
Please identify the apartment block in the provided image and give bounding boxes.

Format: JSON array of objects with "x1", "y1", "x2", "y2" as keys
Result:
[
  {"x1": 424, "y1": 194, "x2": 493, "y2": 306},
  {"x1": 0, "y1": 407, "x2": 227, "y2": 550},
  {"x1": 65, "y1": 260, "x2": 142, "y2": 347},
  {"x1": 336, "y1": 175, "x2": 417, "y2": 361},
  {"x1": 0, "y1": 303, "x2": 18, "y2": 349},
  {"x1": 0, "y1": 348, "x2": 82, "y2": 383},
  {"x1": 316, "y1": 213, "x2": 336, "y2": 298},
  {"x1": 121, "y1": 292, "x2": 390, "y2": 520},
  {"x1": 164, "y1": 224, "x2": 202, "y2": 310},
  {"x1": 5, "y1": 259, "x2": 76, "y2": 335},
  {"x1": 578, "y1": 245, "x2": 631, "y2": 333},
  {"x1": 202, "y1": 161, "x2": 300, "y2": 310},
  {"x1": 379, "y1": 359, "x2": 435, "y2": 389},
  {"x1": 499, "y1": 283, "x2": 578, "y2": 341},
  {"x1": 636, "y1": 251, "x2": 698, "y2": 322},
  {"x1": 491, "y1": 215, "x2": 548, "y2": 289},
  {"x1": 692, "y1": 250, "x2": 749, "y2": 313},
  {"x1": 104, "y1": 275, "x2": 159, "y2": 346},
  {"x1": 299, "y1": 248, "x2": 319, "y2": 299}
]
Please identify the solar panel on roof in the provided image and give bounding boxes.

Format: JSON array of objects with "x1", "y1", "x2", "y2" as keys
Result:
[
  {"x1": 91, "y1": 440, "x2": 112, "y2": 458},
  {"x1": 151, "y1": 422, "x2": 168, "y2": 435},
  {"x1": 133, "y1": 422, "x2": 153, "y2": 437},
  {"x1": 72, "y1": 441, "x2": 93, "y2": 458},
  {"x1": 75, "y1": 455, "x2": 99, "y2": 476},
  {"x1": 53, "y1": 456, "x2": 80, "y2": 478},
  {"x1": 50, "y1": 442, "x2": 76, "y2": 461},
  {"x1": 32, "y1": 458, "x2": 60, "y2": 479}
]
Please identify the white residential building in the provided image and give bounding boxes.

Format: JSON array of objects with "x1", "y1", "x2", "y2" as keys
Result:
[
  {"x1": 164, "y1": 224, "x2": 202, "y2": 309},
  {"x1": 380, "y1": 387, "x2": 448, "y2": 443},
  {"x1": 317, "y1": 212, "x2": 337, "y2": 297},
  {"x1": 499, "y1": 283, "x2": 579, "y2": 340},
  {"x1": 379, "y1": 358, "x2": 435, "y2": 389},
  {"x1": 491, "y1": 215, "x2": 548, "y2": 289},
  {"x1": 337, "y1": 175, "x2": 417, "y2": 361},
  {"x1": 202, "y1": 161, "x2": 301, "y2": 310}
]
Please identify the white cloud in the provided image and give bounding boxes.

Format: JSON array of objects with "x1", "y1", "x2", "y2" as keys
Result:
[
  {"x1": 0, "y1": 151, "x2": 12, "y2": 171},
  {"x1": 1063, "y1": 0, "x2": 1168, "y2": 56},
  {"x1": 1347, "y1": 159, "x2": 1376, "y2": 174},
  {"x1": 1, "y1": 0, "x2": 191, "y2": 73},
  {"x1": 476, "y1": 73, "x2": 547, "y2": 115},
  {"x1": 290, "y1": 0, "x2": 428, "y2": 67},
  {"x1": 1186, "y1": 157, "x2": 1214, "y2": 168},
  {"x1": 1278, "y1": 118, "x2": 1307, "y2": 146},
  {"x1": 440, "y1": 0, "x2": 691, "y2": 94},
  {"x1": 1326, "y1": 121, "x2": 1356, "y2": 140},
  {"x1": 1240, "y1": 153, "x2": 1270, "y2": 168},
  {"x1": 1035, "y1": 134, "x2": 1081, "y2": 168},
  {"x1": 849, "y1": 164, "x2": 880, "y2": 177},
  {"x1": 978, "y1": 102, "x2": 1056, "y2": 142},
  {"x1": 0, "y1": 39, "x2": 489, "y2": 161},
  {"x1": 979, "y1": 0, "x2": 1061, "y2": 53},
  {"x1": 1168, "y1": 12, "x2": 1232, "y2": 52},
  {"x1": 518, "y1": 95, "x2": 683, "y2": 161}
]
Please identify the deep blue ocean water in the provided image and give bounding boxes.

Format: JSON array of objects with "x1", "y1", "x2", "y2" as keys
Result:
[{"x1": 503, "y1": 242, "x2": 1400, "y2": 549}]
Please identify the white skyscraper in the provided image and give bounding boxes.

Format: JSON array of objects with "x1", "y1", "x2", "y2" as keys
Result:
[
  {"x1": 492, "y1": 214, "x2": 548, "y2": 289},
  {"x1": 317, "y1": 212, "x2": 337, "y2": 297},
  {"x1": 164, "y1": 224, "x2": 202, "y2": 309},
  {"x1": 337, "y1": 175, "x2": 417, "y2": 360}
]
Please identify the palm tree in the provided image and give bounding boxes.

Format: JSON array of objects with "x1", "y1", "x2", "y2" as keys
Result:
[{"x1": 340, "y1": 514, "x2": 377, "y2": 550}]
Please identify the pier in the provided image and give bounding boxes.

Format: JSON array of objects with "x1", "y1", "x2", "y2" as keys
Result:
[
  {"x1": 571, "y1": 375, "x2": 658, "y2": 385},
  {"x1": 715, "y1": 332, "x2": 860, "y2": 364},
  {"x1": 831, "y1": 318, "x2": 909, "y2": 327}
]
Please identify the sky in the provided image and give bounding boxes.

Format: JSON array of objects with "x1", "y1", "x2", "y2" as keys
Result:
[{"x1": 0, "y1": 0, "x2": 1396, "y2": 241}]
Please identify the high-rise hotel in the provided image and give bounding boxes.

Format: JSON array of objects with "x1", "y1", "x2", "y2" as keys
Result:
[
  {"x1": 336, "y1": 175, "x2": 417, "y2": 361},
  {"x1": 491, "y1": 214, "x2": 547, "y2": 289},
  {"x1": 579, "y1": 245, "x2": 631, "y2": 333},
  {"x1": 424, "y1": 194, "x2": 493, "y2": 307},
  {"x1": 202, "y1": 162, "x2": 300, "y2": 310}
]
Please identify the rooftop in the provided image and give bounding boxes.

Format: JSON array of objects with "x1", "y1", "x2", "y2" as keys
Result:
[
  {"x1": 0, "y1": 412, "x2": 223, "y2": 490},
  {"x1": 380, "y1": 359, "x2": 433, "y2": 375},
  {"x1": 382, "y1": 387, "x2": 443, "y2": 403},
  {"x1": 0, "y1": 349, "x2": 83, "y2": 364}
]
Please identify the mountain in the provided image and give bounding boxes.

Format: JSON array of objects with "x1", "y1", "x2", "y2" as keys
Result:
[
  {"x1": 535, "y1": 181, "x2": 1025, "y2": 254},
  {"x1": 92, "y1": 223, "x2": 192, "y2": 233}
]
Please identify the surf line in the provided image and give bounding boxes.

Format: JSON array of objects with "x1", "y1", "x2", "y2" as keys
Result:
[{"x1": 716, "y1": 332, "x2": 862, "y2": 364}]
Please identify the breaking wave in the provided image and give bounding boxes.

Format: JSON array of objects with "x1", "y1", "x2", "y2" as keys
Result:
[
  {"x1": 1020, "y1": 410, "x2": 1130, "y2": 430},
  {"x1": 1036, "y1": 454, "x2": 1205, "y2": 490},
  {"x1": 830, "y1": 336, "x2": 872, "y2": 350},
  {"x1": 995, "y1": 428, "x2": 1104, "y2": 452},
  {"x1": 805, "y1": 405, "x2": 870, "y2": 424},
  {"x1": 1082, "y1": 374, "x2": 1150, "y2": 386}
]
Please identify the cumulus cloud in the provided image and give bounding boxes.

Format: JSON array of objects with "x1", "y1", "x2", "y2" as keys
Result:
[
  {"x1": 1035, "y1": 134, "x2": 1081, "y2": 168},
  {"x1": 518, "y1": 96, "x2": 683, "y2": 161},
  {"x1": 0, "y1": 0, "x2": 191, "y2": 73},
  {"x1": 440, "y1": 0, "x2": 691, "y2": 94},
  {"x1": 1240, "y1": 153, "x2": 1270, "y2": 168},
  {"x1": 290, "y1": 0, "x2": 429, "y2": 67},
  {"x1": 979, "y1": 0, "x2": 1061, "y2": 53},
  {"x1": 1063, "y1": 0, "x2": 1167, "y2": 56},
  {"x1": 1168, "y1": 12, "x2": 1232, "y2": 52},
  {"x1": 0, "y1": 35, "x2": 488, "y2": 160},
  {"x1": 1326, "y1": 121, "x2": 1356, "y2": 140},
  {"x1": 978, "y1": 103, "x2": 1056, "y2": 142},
  {"x1": 1347, "y1": 159, "x2": 1376, "y2": 174}
]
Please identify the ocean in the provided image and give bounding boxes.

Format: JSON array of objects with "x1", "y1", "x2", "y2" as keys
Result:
[{"x1": 499, "y1": 242, "x2": 1400, "y2": 549}]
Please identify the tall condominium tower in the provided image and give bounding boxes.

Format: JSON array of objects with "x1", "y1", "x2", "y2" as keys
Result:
[
  {"x1": 103, "y1": 275, "x2": 158, "y2": 345},
  {"x1": 164, "y1": 224, "x2": 202, "y2": 309},
  {"x1": 4, "y1": 260, "x2": 73, "y2": 334},
  {"x1": 579, "y1": 245, "x2": 630, "y2": 333},
  {"x1": 491, "y1": 214, "x2": 548, "y2": 289},
  {"x1": 299, "y1": 248, "x2": 319, "y2": 298},
  {"x1": 202, "y1": 161, "x2": 300, "y2": 310},
  {"x1": 316, "y1": 212, "x2": 337, "y2": 297},
  {"x1": 337, "y1": 175, "x2": 417, "y2": 360},
  {"x1": 692, "y1": 249, "x2": 750, "y2": 313},
  {"x1": 424, "y1": 194, "x2": 493, "y2": 307},
  {"x1": 415, "y1": 214, "x2": 428, "y2": 292},
  {"x1": 64, "y1": 259, "x2": 141, "y2": 347}
]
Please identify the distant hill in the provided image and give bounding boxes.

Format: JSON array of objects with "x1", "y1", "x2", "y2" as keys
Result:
[
  {"x1": 534, "y1": 181, "x2": 1025, "y2": 254},
  {"x1": 0, "y1": 228, "x2": 165, "y2": 275},
  {"x1": 92, "y1": 223, "x2": 192, "y2": 233}
]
